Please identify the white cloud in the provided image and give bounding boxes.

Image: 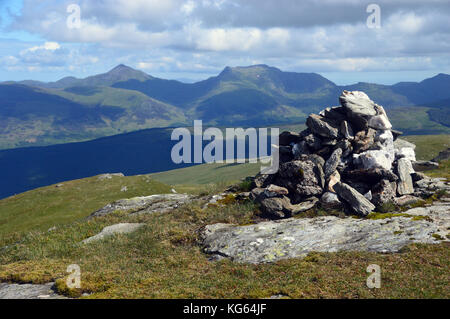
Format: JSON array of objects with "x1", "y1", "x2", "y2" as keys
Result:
[{"x1": 1, "y1": 0, "x2": 449, "y2": 79}]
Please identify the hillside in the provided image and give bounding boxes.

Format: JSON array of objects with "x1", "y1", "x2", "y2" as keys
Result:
[
  {"x1": 0, "y1": 135, "x2": 448, "y2": 299},
  {"x1": 1, "y1": 65, "x2": 450, "y2": 149}
]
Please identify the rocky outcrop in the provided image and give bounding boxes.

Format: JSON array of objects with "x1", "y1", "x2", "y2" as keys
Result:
[
  {"x1": 247, "y1": 91, "x2": 435, "y2": 217},
  {"x1": 88, "y1": 194, "x2": 194, "y2": 219},
  {"x1": 201, "y1": 202, "x2": 447, "y2": 264}
]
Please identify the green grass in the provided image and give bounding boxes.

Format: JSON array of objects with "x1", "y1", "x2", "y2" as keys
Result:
[
  {"x1": 388, "y1": 107, "x2": 450, "y2": 135},
  {"x1": 0, "y1": 174, "x2": 171, "y2": 239},
  {"x1": 0, "y1": 200, "x2": 448, "y2": 298},
  {"x1": 0, "y1": 134, "x2": 449, "y2": 299},
  {"x1": 150, "y1": 162, "x2": 261, "y2": 186},
  {"x1": 403, "y1": 134, "x2": 450, "y2": 161}
]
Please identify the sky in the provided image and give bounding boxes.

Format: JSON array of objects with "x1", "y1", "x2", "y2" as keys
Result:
[{"x1": 0, "y1": 0, "x2": 449, "y2": 85}]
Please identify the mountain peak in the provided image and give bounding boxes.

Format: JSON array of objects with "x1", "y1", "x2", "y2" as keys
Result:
[{"x1": 108, "y1": 64, "x2": 135, "y2": 73}]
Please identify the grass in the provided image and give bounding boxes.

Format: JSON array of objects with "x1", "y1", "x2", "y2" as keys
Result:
[
  {"x1": 0, "y1": 174, "x2": 171, "y2": 239},
  {"x1": 0, "y1": 134, "x2": 449, "y2": 298},
  {"x1": 403, "y1": 134, "x2": 450, "y2": 161},
  {"x1": 0, "y1": 199, "x2": 448, "y2": 299},
  {"x1": 150, "y1": 161, "x2": 261, "y2": 187}
]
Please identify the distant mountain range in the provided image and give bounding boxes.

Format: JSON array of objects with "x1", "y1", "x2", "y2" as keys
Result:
[{"x1": 1, "y1": 64, "x2": 449, "y2": 149}]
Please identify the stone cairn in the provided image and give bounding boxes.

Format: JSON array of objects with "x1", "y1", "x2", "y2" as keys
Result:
[{"x1": 250, "y1": 90, "x2": 439, "y2": 218}]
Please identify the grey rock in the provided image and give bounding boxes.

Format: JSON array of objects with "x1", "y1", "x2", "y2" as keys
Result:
[
  {"x1": 353, "y1": 128, "x2": 376, "y2": 153},
  {"x1": 342, "y1": 168, "x2": 398, "y2": 183},
  {"x1": 395, "y1": 195, "x2": 421, "y2": 206},
  {"x1": 334, "y1": 182, "x2": 375, "y2": 216},
  {"x1": 278, "y1": 161, "x2": 323, "y2": 198},
  {"x1": 82, "y1": 223, "x2": 144, "y2": 244},
  {"x1": 324, "y1": 148, "x2": 342, "y2": 177},
  {"x1": 394, "y1": 138, "x2": 416, "y2": 150},
  {"x1": 290, "y1": 197, "x2": 319, "y2": 214},
  {"x1": 304, "y1": 134, "x2": 322, "y2": 151},
  {"x1": 0, "y1": 282, "x2": 66, "y2": 299},
  {"x1": 253, "y1": 173, "x2": 274, "y2": 188},
  {"x1": 412, "y1": 160, "x2": 439, "y2": 172},
  {"x1": 320, "y1": 192, "x2": 343, "y2": 210},
  {"x1": 353, "y1": 150, "x2": 393, "y2": 171},
  {"x1": 339, "y1": 91, "x2": 377, "y2": 130},
  {"x1": 368, "y1": 105, "x2": 392, "y2": 130},
  {"x1": 371, "y1": 179, "x2": 396, "y2": 207},
  {"x1": 97, "y1": 173, "x2": 124, "y2": 180},
  {"x1": 397, "y1": 158, "x2": 414, "y2": 195},
  {"x1": 201, "y1": 215, "x2": 439, "y2": 264},
  {"x1": 264, "y1": 184, "x2": 289, "y2": 198},
  {"x1": 432, "y1": 148, "x2": 450, "y2": 162},
  {"x1": 292, "y1": 141, "x2": 310, "y2": 157},
  {"x1": 88, "y1": 194, "x2": 194, "y2": 219},
  {"x1": 340, "y1": 121, "x2": 354, "y2": 140},
  {"x1": 306, "y1": 114, "x2": 339, "y2": 139},
  {"x1": 259, "y1": 196, "x2": 293, "y2": 219},
  {"x1": 320, "y1": 106, "x2": 347, "y2": 123},
  {"x1": 279, "y1": 131, "x2": 301, "y2": 146}
]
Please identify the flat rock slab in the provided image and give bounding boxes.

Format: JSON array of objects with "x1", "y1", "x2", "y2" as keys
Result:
[
  {"x1": 201, "y1": 204, "x2": 449, "y2": 264},
  {"x1": 89, "y1": 194, "x2": 194, "y2": 219},
  {"x1": 82, "y1": 223, "x2": 145, "y2": 244},
  {"x1": 0, "y1": 282, "x2": 66, "y2": 299}
]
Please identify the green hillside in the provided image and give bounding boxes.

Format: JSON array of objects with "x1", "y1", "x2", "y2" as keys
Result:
[{"x1": 0, "y1": 174, "x2": 171, "y2": 237}]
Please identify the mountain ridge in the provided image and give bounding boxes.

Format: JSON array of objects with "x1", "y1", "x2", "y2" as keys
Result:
[{"x1": 1, "y1": 64, "x2": 449, "y2": 149}]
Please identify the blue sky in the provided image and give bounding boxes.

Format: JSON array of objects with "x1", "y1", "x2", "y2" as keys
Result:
[{"x1": 1, "y1": 0, "x2": 449, "y2": 84}]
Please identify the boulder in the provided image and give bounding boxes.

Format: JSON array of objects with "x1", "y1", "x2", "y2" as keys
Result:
[
  {"x1": 339, "y1": 91, "x2": 377, "y2": 130},
  {"x1": 334, "y1": 182, "x2": 375, "y2": 216}
]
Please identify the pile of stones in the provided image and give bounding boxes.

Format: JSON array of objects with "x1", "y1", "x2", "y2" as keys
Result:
[{"x1": 250, "y1": 90, "x2": 440, "y2": 218}]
